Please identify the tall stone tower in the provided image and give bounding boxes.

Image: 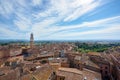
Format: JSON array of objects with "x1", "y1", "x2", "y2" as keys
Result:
[{"x1": 30, "y1": 33, "x2": 34, "y2": 48}]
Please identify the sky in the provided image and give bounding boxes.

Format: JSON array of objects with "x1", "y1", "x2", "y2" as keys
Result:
[{"x1": 0, "y1": 0, "x2": 120, "y2": 40}]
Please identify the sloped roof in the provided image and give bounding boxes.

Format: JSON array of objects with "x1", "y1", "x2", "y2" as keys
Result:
[
  {"x1": 57, "y1": 67, "x2": 101, "y2": 80},
  {"x1": 57, "y1": 68, "x2": 83, "y2": 80},
  {"x1": 88, "y1": 52, "x2": 101, "y2": 56},
  {"x1": 32, "y1": 64, "x2": 53, "y2": 80},
  {"x1": 74, "y1": 56, "x2": 81, "y2": 61},
  {"x1": 21, "y1": 74, "x2": 32, "y2": 80},
  {"x1": 58, "y1": 67, "x2": 82, "y2": 75}
]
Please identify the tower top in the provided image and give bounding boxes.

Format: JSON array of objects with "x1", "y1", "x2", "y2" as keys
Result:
[
  {"x1": 31, "y1": 33, "x2": 33, "y2": 35},
  {"x1": 30, "y1": 33, "x2": 34, "y2": 40},
  {"x1": 30, "y1": 33, "x2": 34, "y2": 48}
]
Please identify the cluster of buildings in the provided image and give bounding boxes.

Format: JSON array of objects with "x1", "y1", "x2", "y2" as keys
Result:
[{"x1": 0, "y1": 33, "x2": 120, "y2": 80}]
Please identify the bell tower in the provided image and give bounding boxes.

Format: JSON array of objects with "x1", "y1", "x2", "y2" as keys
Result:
[{"x1": 30, "y1": 33, "x2": 34, "y2": 48}]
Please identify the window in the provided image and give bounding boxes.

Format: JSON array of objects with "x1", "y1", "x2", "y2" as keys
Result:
[
  {"x1": 60, "y1": 77, "x2": 65, "y2": 80},
  {"x1": 100, "y1": 70, "x2": 102, "y2": 73},
  {"x1": 105, "y1": 67, "x2": 108, "y2": 69},
  {"x1": 53, "y1": 72, "x2": 55, "y2": 75},
  {"x1": 105, "y1": 71, "x2": 108, "y2": 74}
]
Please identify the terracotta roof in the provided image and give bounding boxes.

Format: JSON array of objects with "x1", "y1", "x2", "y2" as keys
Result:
[
  {"x1": 57, "y1": 67, "x2": 101, "y2": 80},
  {"x1": 58, "y1": 67, "x2": 82, "y2": 75},
  {"x1": 49, "y1": 58, "x2": 68, "y2": 63},
  {"x1": 57, "y1": 68, "x2": 83, "y2": 80},
  {"x1": 21, "y1": 74, "x2": 32, "y2": 80},
  {"x1": 0, "y1": 66, "x2": 11, "y2": 74},
  {"x1": 23, "y1": 61, "x2": 41, "y2": 71},
  {"x1": 0, "y1": 68, "x2": 21, "y2": 80},
  {"x1": 49, "y1": 63, "x2": 61, "y2": 71},
  {"x1": 88, "y1": 52, "x2": 101, "y2": 56},
  {"x1": 32, "y1": 64, "x2": 53, "y2": 80},
  {"x1": 87, "y1": 60, "x2": 100, "y2": 69},
  {"x1": 74, "y1": 56, "x2": 81, "y2": 61},
  {"x1": 83, "y1": 68, "x2": 102, "y2": 80}
]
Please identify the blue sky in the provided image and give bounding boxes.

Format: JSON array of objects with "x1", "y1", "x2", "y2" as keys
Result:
[{"x1": 0, "y1": 0, "x2": 120, "y2": 40}]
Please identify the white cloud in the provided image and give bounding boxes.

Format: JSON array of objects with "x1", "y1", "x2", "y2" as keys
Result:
[
  {"x1": 14, "y1": 13, "x2": 31, "y2": 31},
  {"x1": 64, "y1": 0, "x2": 100, "y2": 21},
  {"x1": 77, "y1": 16, "x2": 120, "y2": 28},
  {"x1": 33, "y1": 0, "x2": 102, "y2": 22},
  {"x1": 15, "y1": 0, "x2": 27, "y2": 7},
  {"x1": 32, "y1": 0, "x2": 42, "y2": 6},
  {"x1": 0, "y1": 0, "x2": 105, "y2": 30},
  {"x1": 82, "y1": 16, "x2": 120, "y2": 27},
  {"x1": 44, "y1": 16, "x2": 120, "y2": 39},
  {"x1": 0, "y1": 0, "x2": 119, "y2": 40},
  {"x1": 59, "y1": 26, "x2": 120, "y2": 37},
  {"x1": 47, "y1": 16, "x2": 120, "y2": 32},
  {"x1": 31, "y1": 18, "x2": 58, "y2": 39},
  {"x1": 46, "y1": 25, "x2": 120, "y2": 40},
  {"x1": 24, "y1": 15, "x2": 120, "y2": 40},
  {"x1": 0, "y1": 27, "x2": 18, "y2": 36},
  {"x1": 0, "y1": 24, "x2": 30, "y2": 39},
  {"x1": 0, "y1": 0, "x2": 14, "y2": 18}
]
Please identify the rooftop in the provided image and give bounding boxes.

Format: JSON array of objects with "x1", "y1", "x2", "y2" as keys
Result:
[
  {"x1": 57, "y1": 67, "x2": 101, "y2": 80},
  {"x1": 32, "y1": 64, "x2": 53, "y2": 80},
  {"x1": 58, "y1": 67, "x2": 82, "y2": 75},
  {"x1": 57, "y1": 67, "x2": 83, "y2": 80}
]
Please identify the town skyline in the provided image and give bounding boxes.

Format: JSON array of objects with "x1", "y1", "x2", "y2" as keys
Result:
[{"x1": 0, "y1": 0, "x2": 120, "y2": 40}]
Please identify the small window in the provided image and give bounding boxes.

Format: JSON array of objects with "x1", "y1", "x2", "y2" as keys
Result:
[
  {"x1": 53, "y1": 72, "x2": 55, "y2": 75},
  {"x1": 100, "y1": 70, "x2": 102, "y2": 73},
  {"x1": 78, "y1": 64, "x2": 79, "y2": 67},
  {"x1": 105, "y1": 71, "x2": 108, "y2": 74},
  {"x1": 60, "y1": 77, "x2": 65, "y2": 80},
  {"x1": 105, "y1": 67, "x2": 108, "y2": 69}
]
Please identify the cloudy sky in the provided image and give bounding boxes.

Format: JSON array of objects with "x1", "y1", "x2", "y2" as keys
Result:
[{"x1": 0, "y1": 0, "x2": 120, "y2": 40}]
